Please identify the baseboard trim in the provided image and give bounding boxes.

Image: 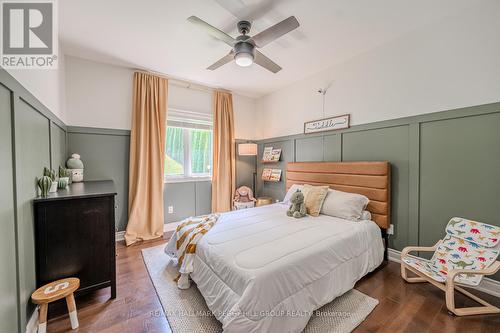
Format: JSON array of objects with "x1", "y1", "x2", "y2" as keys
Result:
[
  {"x1": 115, "y1": 222, "x2": 180, "y2": 242},
  {"x1": 387, "y1": 248, "x2": 402, "y2": 263},
  {"x1": 388, "y1": 248, "x2": 500, "y2": 298},
  {"x1": 116, "y1": 230, "x2": 126, "y2": 242},
  {"x1": 26, "y1": 306, "x2": 38, "y2": 333}
]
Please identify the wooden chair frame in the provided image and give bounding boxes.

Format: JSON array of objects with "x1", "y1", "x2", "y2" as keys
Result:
[{"x1": 401, "y1": 241, "x2": 500, "y2": 316}]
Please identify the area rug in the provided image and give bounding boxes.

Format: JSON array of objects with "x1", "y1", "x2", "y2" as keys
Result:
[{"x1": 142, "y1": 245, "x2": 378, "y2": 333}]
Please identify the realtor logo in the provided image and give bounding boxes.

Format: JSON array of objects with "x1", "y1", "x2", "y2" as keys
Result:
[{"x1": 1, "y1": 0, "x2": 58, "y2": 68}]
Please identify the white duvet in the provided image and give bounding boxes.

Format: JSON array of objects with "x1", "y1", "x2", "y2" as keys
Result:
[{"x1": 165, "y1": 203, "x2": 384, "y2": 333}]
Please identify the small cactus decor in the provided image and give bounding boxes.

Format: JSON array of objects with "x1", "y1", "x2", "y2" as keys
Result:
[
  {"x1": 58, "y1": 165, "x2": 70, "y2": 178},
  {"x1": 43, "y1": 167, "x2": 56, "y2": 181},
  {"x1": 43, "y1": 167, "x2": 58, "y2": 193},
  {"x1": 57, "y1": 177, "x2": 69, "y2": 189},
  {"x1": 59, "y1": 166, "x2": 72, "y2": 184},
  {"x1": 37, "y1": 176, "x2": 52, "y2": 197}
]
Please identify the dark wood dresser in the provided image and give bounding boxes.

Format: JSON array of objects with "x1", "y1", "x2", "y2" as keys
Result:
[{"x1": 33, "y1": 180, "x2": 117, "y2": 298}]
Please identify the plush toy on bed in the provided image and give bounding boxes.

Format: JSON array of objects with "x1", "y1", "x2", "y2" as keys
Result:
[{"x1": 286, "y1": 190, "x2": 307, "y2": 218}]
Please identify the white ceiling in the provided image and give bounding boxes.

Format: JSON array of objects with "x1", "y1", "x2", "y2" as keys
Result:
[{"x1": 60, "y1": 0, "x2": 476, "y2": 97}]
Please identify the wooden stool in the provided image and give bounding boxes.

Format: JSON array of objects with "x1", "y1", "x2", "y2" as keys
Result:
[{"x1": 31, "y1": 278, "x2": 80, "y2": 333}]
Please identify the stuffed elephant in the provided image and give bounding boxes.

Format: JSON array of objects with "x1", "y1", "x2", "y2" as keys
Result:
[{"x1": 286, "y1": 190, "x2": 307, "y2": 218}]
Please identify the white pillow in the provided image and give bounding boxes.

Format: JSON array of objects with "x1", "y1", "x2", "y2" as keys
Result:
[
  {"x1": 320, "y1": 189, "x2": 369, "y2": 221},
  {"x1": 283, "y1": 184, "x2": 304, "y2": 203},
  {"x1": 360, "y1": 210, "x2": 372, "y2": 221}
]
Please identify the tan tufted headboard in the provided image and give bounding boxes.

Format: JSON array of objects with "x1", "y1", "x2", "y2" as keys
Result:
[{"x1": 286, "y1": 161, "x2": 391, "y2": 229}]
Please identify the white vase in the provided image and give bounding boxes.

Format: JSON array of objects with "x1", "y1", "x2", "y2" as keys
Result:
[
  {"x1": 70, "y1": 169, "x2": 84, "y2": 183},
  {"x1": 49, "y1": 181, "x2": 58, "y2": 193}
]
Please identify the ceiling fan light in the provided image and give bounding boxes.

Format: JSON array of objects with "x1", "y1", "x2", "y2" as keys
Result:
[{"x1": 234, "y1": 52, "x2": 254, "y2": 67}]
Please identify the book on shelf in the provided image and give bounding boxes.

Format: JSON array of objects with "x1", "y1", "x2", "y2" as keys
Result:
[
  {"x1": 270, "y1": 148, "x2": 281, "y2": 162},
  {"x1": 262, "y1": 147, "x2": 273, "y2": 161},
  {"x1": 269, "y1": 169, "x2": 282, "y2": 182},
  {"x1": 261, "y1": 168, "x2": 272, "y2": 180}
]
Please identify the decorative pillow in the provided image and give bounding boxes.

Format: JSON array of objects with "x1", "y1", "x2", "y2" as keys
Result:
[
  {"x1": 302, "y1": 184, "x2": 329, "y2": 217},
  {"x1": 283, "y1": 184, "x2": 303, "y2": 203},
  {"x1": 360, "y1": 210, "x2": 372, "y2": 221},
  {"x1": 320, "y1": 189, "x2": 369, "y2": 221}
]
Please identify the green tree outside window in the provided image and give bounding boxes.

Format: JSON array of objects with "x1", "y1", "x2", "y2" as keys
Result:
[{"x1": 165, "y1": 126, "x2": 212, "y2": 178}]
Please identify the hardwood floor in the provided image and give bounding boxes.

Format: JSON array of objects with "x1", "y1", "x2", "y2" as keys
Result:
[
  {"x1": 47, "y1": 235, "x2": 173, "y2": 333},
  {"x1": 355, "y1": 263, "x2": 500, "y2": 332},
  {"x1": 47, "y1": 234, "x2": 500, "y2": 332}
]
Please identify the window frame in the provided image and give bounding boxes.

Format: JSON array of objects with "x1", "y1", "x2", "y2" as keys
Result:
[{"x1": 164, "y1": 125, "x2": 213, "y2": 183}]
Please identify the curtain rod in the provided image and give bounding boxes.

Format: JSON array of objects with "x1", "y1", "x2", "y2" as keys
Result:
[{"x1": 133, "y1": 68, "x2": 231, "y2": 94}]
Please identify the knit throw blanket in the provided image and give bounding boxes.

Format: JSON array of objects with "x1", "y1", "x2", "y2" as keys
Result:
[{"x1": 174, "y1": 214, "x2": 219, "y2": 280}]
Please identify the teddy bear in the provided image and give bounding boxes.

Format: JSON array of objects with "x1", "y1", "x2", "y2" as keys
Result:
[{"x1": 286, "y1": 190, "x2": 307, "y2": 218}]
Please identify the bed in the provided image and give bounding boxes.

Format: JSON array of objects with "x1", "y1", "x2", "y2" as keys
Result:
[{"x1": 166, "y1": 161, "x2": 391, "y2": 332}]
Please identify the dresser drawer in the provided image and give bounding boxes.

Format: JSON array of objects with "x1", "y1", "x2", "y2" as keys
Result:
[
  {"x1": 33, "y1": 180, "x2": 117, "y2": 298},
  {"x1": 35, "y1": 196, "x2": 114, "y2": 289}
]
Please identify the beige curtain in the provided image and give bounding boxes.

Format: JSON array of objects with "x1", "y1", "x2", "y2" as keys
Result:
[
  {"x1": 211, "y1": 91, "x2": 236, "y2": 213},
  {"x1": 125, "y1": 72, "x2": 168, "y2": 246}
]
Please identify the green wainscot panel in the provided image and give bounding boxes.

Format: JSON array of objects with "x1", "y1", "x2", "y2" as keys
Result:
[
  {"x1": 195, "y1": 181, "x2": 212, "y2": 216},
  {"x1": 164, "y1": 182, "x2": 196, "y2": 223},
  {"x1": 420, "y1": 113, "x2": 500, "y2": 280},
  {"x1": 295, "y1": 136, "x2": 324, "y2": 162},
  {"x1": 323, "y1": 133, "x2": 342, "y2": 161},
  {"x1": 0, "y1": 85, "x2": 19, "y2": 333},
  {"x1": 257, "y1": 140, "x2": 294, "y2": 201},
  {"x1": 15, "y1": 98, "x2": 51, "y2": 328},
  {"x1": 50, "y1": 122, "x2": 66, "y2": 170},
  {"x1": 342, "y1": 126, "x2": 410, "y2": 251},
  {"x1": 236, "y1": 154, "x2": 255, "y2": 189},
  {"x1": 68, "y1": 132, "x2": 130, "y2": 231},
  {"x1": 235, "y1": 140, "x2": 256, "y2": 190}
]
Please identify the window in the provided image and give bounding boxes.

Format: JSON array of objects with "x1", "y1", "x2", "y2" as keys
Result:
[
  {"x1": 165, "y1": 127, "x2": 185, "y2": 176},
  {"x1": 165, "y1": 112, "x2": 213, "y2": 181}
]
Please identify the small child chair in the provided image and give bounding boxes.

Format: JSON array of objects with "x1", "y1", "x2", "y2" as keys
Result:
[{"x1": 400, "y1": 217, "x2": 500, "y2": 316}]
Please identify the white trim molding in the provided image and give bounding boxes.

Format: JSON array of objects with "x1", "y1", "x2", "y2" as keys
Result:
[
  {"x1": 116, "y1": 222, "x2": 181, "y2": 242},
  {"x1": 387, "y1": 248, "x2": 403, "y2": 263},
  {"x1": 388, "y1": 248, "x2": 500, "y2": 298},
  {"x1": 116, "y1": 230, "x2": 126, "y2": 242},
  {"x1": 26, "y1": 306, "x2": 38, "y2": 333},
  {"x1": 164, "y1": 176, "x2": 211, "y2": 184}
]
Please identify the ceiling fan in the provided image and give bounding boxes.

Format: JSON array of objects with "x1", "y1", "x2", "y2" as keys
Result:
[{"x1": 187, "y1": 15, "x2": 299, "y2": 73}]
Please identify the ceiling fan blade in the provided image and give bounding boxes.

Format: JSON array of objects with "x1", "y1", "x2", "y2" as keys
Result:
[
  {"x1": 254, "y1": 50, "x2": 281, "y2": 73},
  {"x1": 187, "y1": 16, "x2": 236, "y2": 47},
  {"x1": 251, "y1": 16, "x2": 299, "y2": 48},
  {"x1": 207, "y1": 52, "x2": 234, "y2": 70}
]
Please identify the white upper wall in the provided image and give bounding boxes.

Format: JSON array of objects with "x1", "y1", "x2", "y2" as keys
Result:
[
  {"x1": 65, "y1": 56, "x2": 258, "y2": 139},
  {"x1": 256, "y1": 1, "x2": 500, "y2": 139},
  {"x1": 7, "y1": 53, "x2": 67, "y2": 122},
  {"x1": 232, "y1": 94, "x2": 259, "y2": 140},
  {"x1": 65, "y1": 56, "x2": 133, "y2": 129}
]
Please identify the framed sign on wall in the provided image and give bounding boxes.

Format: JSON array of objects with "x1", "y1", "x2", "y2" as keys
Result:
[{"x1": 304, "y1": 114, "x2": 350, "y2": 134}]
